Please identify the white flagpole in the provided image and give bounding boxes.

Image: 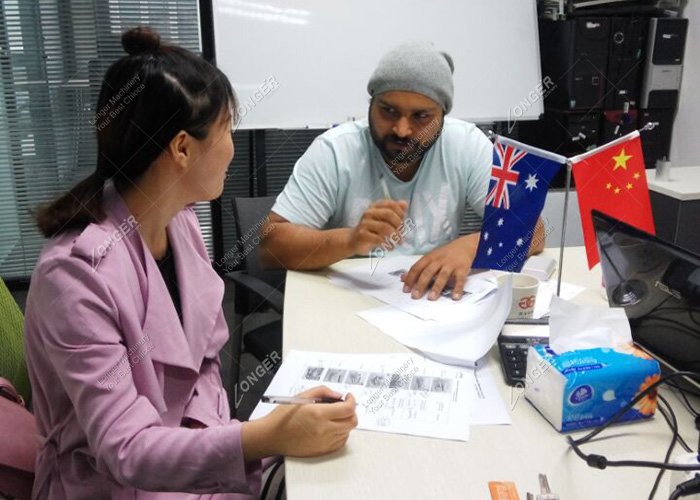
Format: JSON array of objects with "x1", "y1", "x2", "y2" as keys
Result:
[
  {"x1": 557, "y1": 160, "x2": 573, "y2": 297},
  {"x1": 568, "y1": 130, "x2": 640, "y2": 164},
  {"x1": 497, "y1": 135, "x2": 567, "y2": 164}
]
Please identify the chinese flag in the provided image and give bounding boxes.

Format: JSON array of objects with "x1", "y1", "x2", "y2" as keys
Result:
[{"x1": 571, "y1": 132, "x2": 655, "y2": 269}]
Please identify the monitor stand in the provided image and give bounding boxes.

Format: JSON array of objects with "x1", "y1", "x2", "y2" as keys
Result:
[{"x1": 611, "y1": 279, "x2": 648, "y2": 307}]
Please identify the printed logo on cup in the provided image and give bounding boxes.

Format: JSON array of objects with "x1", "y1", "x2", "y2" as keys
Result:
[
  {"x1": 498, "y1": 273, "x2": 540, "y2": 319},
  {"x1": 518, "y1": 295, "x2": 536, "y2": 310}
]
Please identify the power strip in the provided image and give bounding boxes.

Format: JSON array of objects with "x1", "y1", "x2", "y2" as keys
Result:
[{"x1": 669, "y1": 453, "x2": 700, "y2": 500}]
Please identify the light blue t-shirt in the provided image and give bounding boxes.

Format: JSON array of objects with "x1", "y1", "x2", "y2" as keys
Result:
[{"x1": 272, "y1": 117, "x2": 492, "y2": 254}]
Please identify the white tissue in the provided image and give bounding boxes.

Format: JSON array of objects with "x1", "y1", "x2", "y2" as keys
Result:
[{"x1": 548, "y1": 296, "x2": 632, "y2": 353}]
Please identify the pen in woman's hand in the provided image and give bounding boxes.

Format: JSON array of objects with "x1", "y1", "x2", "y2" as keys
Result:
[{"x1": 261, "y1": 395, "x2": 345, "y2": 405}]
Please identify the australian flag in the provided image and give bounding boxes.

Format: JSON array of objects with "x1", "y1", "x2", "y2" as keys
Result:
[{"x1": 472, "y1": 136, "x2": 565, "y2": 272}]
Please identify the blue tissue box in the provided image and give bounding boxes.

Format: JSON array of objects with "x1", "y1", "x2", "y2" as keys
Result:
[{"x1": 524, "y1": 345, "x2": 661, "y2": 432}]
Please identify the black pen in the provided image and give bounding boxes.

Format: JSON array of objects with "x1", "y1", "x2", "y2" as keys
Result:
[{"x1": 261, "y1": 395, "x2": 344, "y2": 405}]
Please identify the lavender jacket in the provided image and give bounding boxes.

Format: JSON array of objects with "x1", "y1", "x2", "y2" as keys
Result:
[{"x1": 24, "y1": 184, "x2": 263, "y2": 499}]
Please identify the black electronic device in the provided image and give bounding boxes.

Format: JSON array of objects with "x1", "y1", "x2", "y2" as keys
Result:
[
  {"x1": 538, "y1": 0, "x2": 665, "y2": 19},
  {"x1": 638, "y1": 108, "x2": 674, "y2": 169},
  {"x1": 497, "y1": 333, "x2": 550, "y2": 386},
  {"x1": 604, "y1": 17, "x2": 647, "y2": 109},
  {"x1": 593, "y1": 210, "x2": 700, "y2": 390},
  {"x1": 517, "y1": 109, "x2": 601, "y2": 186},
  {"x1": 539, "y1": 18, "x2": 610, "y2": 111},
  {"x1": 517, "y1": 109, "x2": 601, "y2": 155},
  {"x1": 641, "y1": 17, "x2": 688, "y2": 109}
]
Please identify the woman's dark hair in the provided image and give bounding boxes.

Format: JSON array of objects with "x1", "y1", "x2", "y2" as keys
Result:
[{"x1": 36, "y1": 26, "x2": 237, "y2": 237}]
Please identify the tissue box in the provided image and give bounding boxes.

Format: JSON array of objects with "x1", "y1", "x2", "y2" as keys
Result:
[{"x1": 524, "y1": 344, "x2": 661, "y2": 432}]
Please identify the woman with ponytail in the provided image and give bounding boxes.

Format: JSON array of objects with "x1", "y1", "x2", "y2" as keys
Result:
[{"x1": 25, "y1": 27, "x2": 357, "y2": 500}]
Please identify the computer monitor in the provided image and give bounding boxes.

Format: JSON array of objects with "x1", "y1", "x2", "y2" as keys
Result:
[{"x1": 592, "y1": 210, "x2": 700, "y2": 391}]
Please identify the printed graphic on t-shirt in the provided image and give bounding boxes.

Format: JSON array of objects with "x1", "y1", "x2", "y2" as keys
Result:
[{"x1": 405, "y1": 185, "x2": 455, "y2": 251}]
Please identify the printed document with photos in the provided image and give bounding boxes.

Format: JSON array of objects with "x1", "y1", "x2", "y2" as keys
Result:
[{"x1": 250, "y1": 350, "x2": 476, "y2": 441}]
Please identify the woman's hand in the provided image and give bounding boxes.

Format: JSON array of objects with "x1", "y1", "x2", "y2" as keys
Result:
[{"x1": 242, "y1": 386, "x2": 358, "y2": 460}]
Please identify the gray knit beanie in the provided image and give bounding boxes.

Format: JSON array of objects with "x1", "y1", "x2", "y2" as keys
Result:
[{"x1": 367, "y1": 42, "x2": 455, "y2": 113}]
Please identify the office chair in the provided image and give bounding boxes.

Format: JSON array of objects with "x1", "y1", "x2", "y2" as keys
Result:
[
  {"x1": 0, "y1": 278, "x2": 31, "y2": 405},
  {"x1": 225, "y1": 197, "x2": 284, "y2": 373},
  {"x1": 0, "y1": 278, "x2": 37, "y2": 498}
]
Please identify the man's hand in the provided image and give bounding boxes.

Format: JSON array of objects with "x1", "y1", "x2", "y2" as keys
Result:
[
  {"x1": 401, "y1": 233, "x2": 480, "y2": 301},
  {"x1": 348, "y1": 200, "x2": 408, "y2": 255},
  {"x1": 259, "y1": 202, "x2": 407, "y2": 271}
]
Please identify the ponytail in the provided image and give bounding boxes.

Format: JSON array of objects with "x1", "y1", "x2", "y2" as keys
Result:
[{"x1": 35, "y1": 172, "x2": 106, "y2": 238}]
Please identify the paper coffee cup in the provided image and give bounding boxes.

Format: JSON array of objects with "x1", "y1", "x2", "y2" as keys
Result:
[{"x1": 498, "y1": 274, "x2": 540, "y2": 319}]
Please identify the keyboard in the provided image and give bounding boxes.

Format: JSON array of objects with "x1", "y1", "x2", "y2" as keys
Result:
[{"x1": 498, "y1": 333, "x2": 550, "y2": 386}]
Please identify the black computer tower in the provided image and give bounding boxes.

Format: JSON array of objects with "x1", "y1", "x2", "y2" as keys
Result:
[
  {"x1": 539, "y1": 18, "x2": 610, "y2": 111},
  {"x1": 519, "y1": 110, "x2": 601, "y2": 155},
  {"x1": 604, "y1": 17, "x2": 648, "y2": 109},
  {"x1": 518, "y1": 110, "x2": 601, "y2": 187},
  {"x1": 638, "y1": 108, "x2": 674, "y2": 170},
  {"x1": 538, "y1": 0, "x2": 666, "y2": 18},
  {"x1": 641, "y1": 18, "x2": 688, "y2": 109}
]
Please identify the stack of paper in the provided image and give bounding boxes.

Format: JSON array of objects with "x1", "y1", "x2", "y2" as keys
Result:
[
  {"x1": 329, "y1": 255, "x2": 498, "y2": 321},
  {"x1": 250, "y1": 351, "x2": 511, "y2": 441},
  {"x1": 328, "y1": 256, "x2": 510, "y2": 366},
  {"x1": 327, "y1": 256, "x2": 586, "y2": 365}
]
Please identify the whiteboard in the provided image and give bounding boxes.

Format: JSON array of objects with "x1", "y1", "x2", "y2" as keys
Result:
[{"x1": 212, "y1": 0, "x2": 543, "y2": 129}]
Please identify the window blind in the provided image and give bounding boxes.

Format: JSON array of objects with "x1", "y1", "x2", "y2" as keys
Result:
[
  {"x1": 0, "y1": 0, "x2": 210, "y2": 280},
  {"x1": 219, "y1": 130, "x2": 253, "y2": 262},
  {"x1": 263, "y1": 129, "x2": 325, "y2": 195}
]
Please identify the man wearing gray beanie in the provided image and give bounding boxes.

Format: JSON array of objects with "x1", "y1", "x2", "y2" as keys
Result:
[{"x1": 261, "y1": 42, "x2": 544, "y2": 300}]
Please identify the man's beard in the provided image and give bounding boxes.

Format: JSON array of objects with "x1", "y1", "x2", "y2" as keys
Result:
[{"x1": 369, "y1": 117, "x2": 443, "y2": 168}]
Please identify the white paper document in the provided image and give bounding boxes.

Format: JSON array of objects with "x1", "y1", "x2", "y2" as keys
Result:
[
  {"x1": 356, "y1": 275, "x2": 512, "y2": 367},
  {"x1": 328, "y1": 255, "x2": 498, "y2": 321},
  {"x1": 471, "y1": 360, "x2": 512, "y2": 426},
  {"x1": 250, "y1": 350, "x2": 476, "y2": 441}
]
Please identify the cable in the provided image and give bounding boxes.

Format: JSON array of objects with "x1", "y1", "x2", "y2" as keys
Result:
[
  {"x1": 570, "y1": 372, "x2": 699, "y2": 447},
  {"x1": 648, "y1": 305, "x2": 700, "y2": 329},
  {"x1": 669, "y1": 474, "x2": 700, "y2": 500},
  {"x1": 658, "y1": 395, "x2": 694, "y2": 454},
  {"x1": 667, "y1": 380, "x2": 700, "y2": 412},
  {"x1": 648, "y1": 396, "x2": 682, "y2": 500},
  {"x1": 636, "y1": 316, "x2": 700, "y2": 340},
  {"x1": 661, "y1": 396, "x2": 691, "y2": 454},
  {"x1": 697, "y1": 415, "x2": 700, "y2": 457},
  {"x1": 567, "y1": 371, "x2": 700, "y2": 474}
]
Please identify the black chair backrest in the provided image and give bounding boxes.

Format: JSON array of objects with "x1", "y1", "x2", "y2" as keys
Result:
[{"x1": 231, "y1": 196, "x2": 286, "y2": 291}]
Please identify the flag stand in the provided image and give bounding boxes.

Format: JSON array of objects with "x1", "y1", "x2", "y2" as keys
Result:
[
  {"x1": 556, "y1": 160, "x2": 573, "y2": 297},
  {"x1": 561, "y1": 124, "x2": 657, "y2": 295}
]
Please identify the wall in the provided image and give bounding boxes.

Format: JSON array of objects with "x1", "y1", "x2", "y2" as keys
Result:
[
  {"x1": 671, "y1": 1, "x2": 699, "y2": 167},
  {"x1": 542, "y1": 190, "x2": 584, "y2": 248}
]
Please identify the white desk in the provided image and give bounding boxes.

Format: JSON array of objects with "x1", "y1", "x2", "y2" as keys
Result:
[
  {"x1": 281, "y1": 247, "x2": 697, "y2": 500},
  {"x1": 647, "y1": 166, "x2": 700, "y2": 201}
]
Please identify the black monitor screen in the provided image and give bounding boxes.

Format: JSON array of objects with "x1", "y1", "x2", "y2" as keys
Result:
[{"x1": 593, "y1": 210, "x2": 700, "y2": 377}]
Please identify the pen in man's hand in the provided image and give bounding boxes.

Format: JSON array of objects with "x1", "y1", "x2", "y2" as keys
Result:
[
  {"x1": 261, "y1": 395, "x2": 345, "y2": 405},
  {"x1": 379, "y1": 175, "x2": 392, "y2": 201}
]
